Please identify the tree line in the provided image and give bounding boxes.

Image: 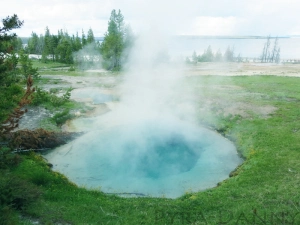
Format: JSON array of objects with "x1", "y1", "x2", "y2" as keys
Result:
[
  {"x1": 26, "y1": 27, "x2": 97, "y2": 64},
  {"x1": 188, "y1": 37, "x2": 281, "y2": 64},
  {"x1": 187, "y1": 45, "x2": 235, "y2": 64},
  {"x1": 2, "y1": 9, "x2": 134, "y2": 72},
  {"x1": 25, "y1": 9, "x2": 133, "y2": 70}
]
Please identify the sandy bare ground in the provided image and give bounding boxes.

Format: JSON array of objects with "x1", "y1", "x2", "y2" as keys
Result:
[
  {"x1": 35, "y1": 63, "x2": 300, "y2": 132},
  {"x1": 185, "y1": 62, "x2": 300, "y2": 77}
]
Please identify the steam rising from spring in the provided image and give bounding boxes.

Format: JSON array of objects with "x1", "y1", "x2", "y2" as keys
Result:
[
  {"x1": 119, "y1": 26, "x2": 195, "y2": 125},
  {"x1": 44, "y1": 4, "x2": 242, "y2": 198}
]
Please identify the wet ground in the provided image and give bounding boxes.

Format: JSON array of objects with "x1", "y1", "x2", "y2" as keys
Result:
[
  {"x1": 16, "y1": 106, "x2": 54, "y2": 131},
  {"x1": 18, "y1": 62, "x2": 298, "y2": 131},
  {"x1": 17, "y1": 71, "x2": 120, "y2": 131}
]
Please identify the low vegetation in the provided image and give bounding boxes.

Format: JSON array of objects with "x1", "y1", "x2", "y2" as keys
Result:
[{"x1": 1, "y1": 74, "x2": 299, "y2": 224}]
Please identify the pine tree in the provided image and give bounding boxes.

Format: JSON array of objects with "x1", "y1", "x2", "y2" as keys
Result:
[
  {"x1": 100, "y1": 9, "x2": 125, "y2": 70},
  {"x1": 87, "y1": 28, "x2": 95, "y2": 44},
  {"x1": 0, "y1": 14, "x2": 23, "y2": 86},
  {"x1": 56, "y1": 37, "x2": 73, "y2": 64},
  {"x1": 41, "y1": 27, "x2": 51, "y2": 62},
  {"x1": 82, "y1": 30, "x2": 87, "y2": 46},
  {"x1": 11, "y1": 37, "x2": 23, "y2": 52},
  {"x1": 224, "y1": 46, "x2": 235, "y2": 62},
  {"x1": 27, "y1": 32, "x2": 39, "y2": 54},
  {"x1": 18, "y1": 50, "x2": 39, "y2": 79},
  {"x1": 215, "y1": 49, "x2": 223, "y2": 62},
  {"x1": 74, "y1": 32, "x2": 82, "y2": 51},
  {"x1": 201, "y1": 45, "x2": 214, "y2": 62}
]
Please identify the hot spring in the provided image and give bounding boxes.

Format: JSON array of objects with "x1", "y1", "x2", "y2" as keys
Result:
[
  {"x1": 44, "y1": 29, "x2": 243, "y2": 198},
  {"x1": 45, "y1": 117, "x2": 242, "y2": 198}
]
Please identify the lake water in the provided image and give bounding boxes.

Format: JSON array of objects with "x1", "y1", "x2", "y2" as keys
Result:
[{"x1": 168, "y1": 37, "x2": 300, "y2": 60}]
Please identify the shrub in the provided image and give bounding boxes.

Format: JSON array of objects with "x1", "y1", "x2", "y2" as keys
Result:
[
  {"x1": 0, "y1": 174, "x2": 42, "y2": 210},
  {"x1": 0, "y1": 206, "x2": 18, "y2": 225},
  {"x1": 31, "y1": 87, "x2": 72, "y2": 107},
  {"x1": 31, "y1": 87, "x2": 50, "y2": 106},
  {"x1": 52, "y1": 109, "x2": 74, "y2": 126},
  {"x1": 0, "y1": 148, "x2": 22, "y2": 169}
]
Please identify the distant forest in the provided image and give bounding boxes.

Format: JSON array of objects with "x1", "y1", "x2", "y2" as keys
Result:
[
  {"x1": 187, "y1": 37, "x2": 281, "y2": 64},
  {"x1": 8, "y1": 9, "x2": 134, "y2": 71},
  {"x1": 186, "y1": 45, "x2": 236, "y2": 64}
]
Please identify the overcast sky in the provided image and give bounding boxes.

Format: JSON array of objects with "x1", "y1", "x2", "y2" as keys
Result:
[{"x1": 1, "y1": 0, "x2": 300, "y2": 37}]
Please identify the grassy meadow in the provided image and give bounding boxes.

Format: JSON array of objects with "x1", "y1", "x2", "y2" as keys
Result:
[{"x1": 1, "y1": 64, "x2": 300, "y2": 224}]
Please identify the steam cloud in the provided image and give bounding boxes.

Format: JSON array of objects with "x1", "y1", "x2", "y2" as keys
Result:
[{"x1": 45, "y1": 2, "x2": 242, "y2": 198}]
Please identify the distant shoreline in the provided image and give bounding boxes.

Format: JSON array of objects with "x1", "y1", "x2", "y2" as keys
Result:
[
  {"x1": 173, "y1": 35, "x2": 291, "y2": 39},
  {"x1": 20, "y1": 35, "x2": 296, "y2": 41}
]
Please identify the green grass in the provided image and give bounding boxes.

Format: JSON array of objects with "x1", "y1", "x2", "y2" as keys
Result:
[
  {"x1": 31, "y1": 60, "x2": 70, "y2": 70},
  {"x1": 38, "y1": 69, "x2": 118, "y2": 77},
  {"x1": 2, "y1": 75, "x2": 300, "y2": 224},
  {"x1": 38, "y1": 70, "x2": 85, "y2": 76}
]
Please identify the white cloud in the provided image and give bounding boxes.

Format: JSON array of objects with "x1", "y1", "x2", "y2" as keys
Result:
[
  {"x1": 1, "y1": 0, "x2": 300, "y2": 37},
  {"x1": 184, "y1": 16, "x2": 242, "y2": 36}
]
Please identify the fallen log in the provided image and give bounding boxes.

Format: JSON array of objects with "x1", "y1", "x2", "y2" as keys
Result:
[{"x1": 12, "y1": 148, "x2": 51, "y2": 153}]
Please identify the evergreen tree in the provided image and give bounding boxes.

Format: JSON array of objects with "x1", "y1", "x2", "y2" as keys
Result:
[
  {"x1": 224, "y1": 46, "x2": 235, "y2": 62},
  {"x1": 56, "y1": 36, "x2": 73, "y2": 64},
  {"x1": 27, "y1": 33, "x2": 44, "y2": 55},
  {"x1": 74, "y1": 32, "x2": 82, "y2": 51},
  {"x1": 0, "y1": 14, "x2": 23, "y2": 86},
  {"x1": 18, "y1": 50, "x2": 39, "y2": 79},
  {"x1": 37, "y1": 34, "x2": 45, "y2": 55},
  {"x1": 41, "y1": 27, "x2": 51, "y2": 62},
  {"x1": 200, "y1": 45, "x2": 214, "y2": 62},
  {"x1": 82, "y1": 30, "x2": 87, "y2": 46},
  {"x1": 215, "y1": 49, "x2": 223, "y2": 62},
  {"x1": 41, "y1": 27, "x2": 58, "y2": 62},
  {"x1": 87, "y1": 28, "x2": 95, "y2": 44},
  {"x1": 11, "y1": 37, "x2": 23, "y2": 52},
  {"x1": 100, "y1": 9, "x2": 125, "y2": 70},
  {"x1": 27, "y1": 32, "x2": 39, "y2": 54},
  {"x1": 192, "y1": 51, "x2": 198, "y2": 63}
]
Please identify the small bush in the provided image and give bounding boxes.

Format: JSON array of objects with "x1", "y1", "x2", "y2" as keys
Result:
[
  {"x1": 0, "y1": 148, "x2": 22, "y2": 169},
  {"x1": 0, "y1": 174, "x2": 42, "y2": 210},
  {"x1": 52, "y1": 109, "x2": 74, "y2": 126},
  {"x1": 31, "y1": 87, "x2": 72, "y2": 107},
  {"x1": 29, "y1": 170, "x2": 53, "y2": 186},
  {"x1": 0, "y1": 206, "x2": 18, "y2": 225},
  {"x1": 68, "y1": 65, "x2": 75, "y2": 71},
  {"x1": 31, "y1": 87, "x2": 50, "y2": 106}
]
